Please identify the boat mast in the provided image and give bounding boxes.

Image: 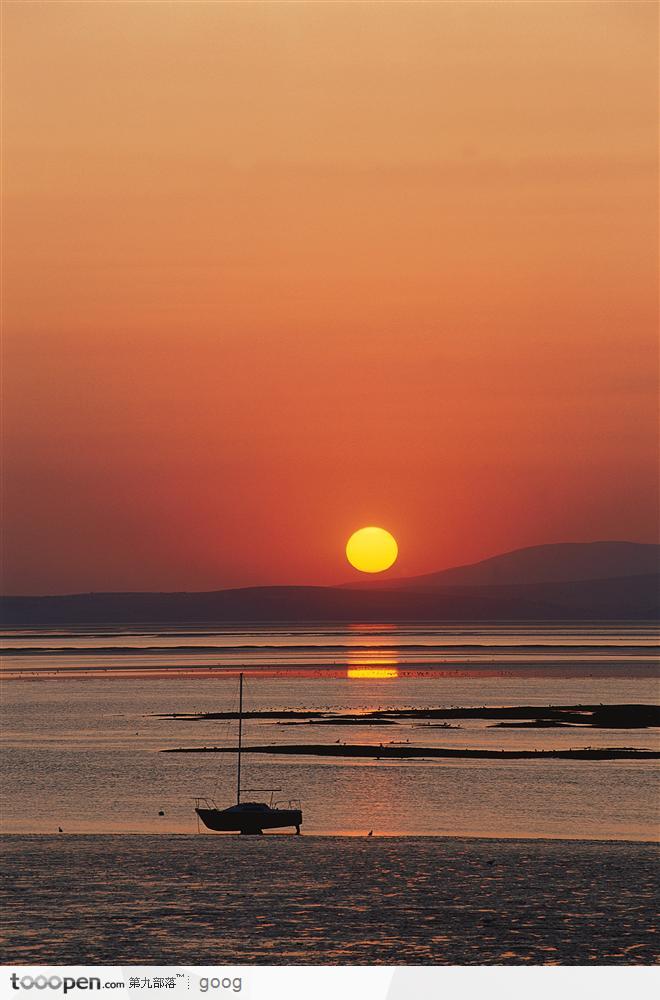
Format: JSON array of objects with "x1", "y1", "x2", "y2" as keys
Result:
[{"x1": 237, "y1": 672, "x2": 243, "y2": 803}]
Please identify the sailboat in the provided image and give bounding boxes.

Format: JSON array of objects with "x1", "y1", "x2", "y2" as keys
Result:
[{"x1": 194, "y1": 672, "x2": 303, "y2": 835}]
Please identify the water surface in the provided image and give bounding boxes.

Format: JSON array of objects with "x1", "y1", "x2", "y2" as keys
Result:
[{"x1": 1, "y1": 623, "x2": 658, "y2": 839}]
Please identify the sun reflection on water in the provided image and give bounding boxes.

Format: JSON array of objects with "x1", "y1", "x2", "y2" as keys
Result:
[
  {"x1": 346, "y1": 668, "x2": 399, "y2": 679},
  {"x1": 346, "y1": 649, "x2": 399, "y2": 679}
]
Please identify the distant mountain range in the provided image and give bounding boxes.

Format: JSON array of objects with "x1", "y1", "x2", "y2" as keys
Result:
[
  {"x1": 346, "y1": 540, "x2": 660, "y2": 590},
  {"x1": 1, "y1": 541, "x2": 658, "y2": 624}
]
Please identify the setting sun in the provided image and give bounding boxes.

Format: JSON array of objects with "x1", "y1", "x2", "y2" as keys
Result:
[{"x1": 346, "y1": 527, "x2": 398, "y2": 574}]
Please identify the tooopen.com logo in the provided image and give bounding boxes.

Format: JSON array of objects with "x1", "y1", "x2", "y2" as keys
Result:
[{"x1": 9, "y1": 974, "x2": 111, "y2": 994}]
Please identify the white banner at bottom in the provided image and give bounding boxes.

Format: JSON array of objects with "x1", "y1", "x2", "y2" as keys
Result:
[{"x1": 1, "y1": 966, "x2": 658, "y2": 1000}]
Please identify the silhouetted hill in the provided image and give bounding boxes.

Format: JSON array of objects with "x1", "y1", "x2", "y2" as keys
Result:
[
  {"x1": 355, "y1": 541, "x2": 660, "y2": 590},
  {"x1": 1, "y1": 573, "x2": 658, "y2": 625}
]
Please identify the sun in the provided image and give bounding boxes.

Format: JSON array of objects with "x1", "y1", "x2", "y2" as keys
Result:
[{"x1": 346, "y1": 526, "x2": 398, "y2": 574}]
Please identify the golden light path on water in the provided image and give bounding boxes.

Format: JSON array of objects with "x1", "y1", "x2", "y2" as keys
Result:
[
  {"x1": 346, "y1": 652, "x2": 399, "y2": 678},
  {"x1": 346, "y1": 646, "x2": 399, "y2": 680},
  {"x1": 346, "y1": 668, "x2": 399, "y2": 679}
]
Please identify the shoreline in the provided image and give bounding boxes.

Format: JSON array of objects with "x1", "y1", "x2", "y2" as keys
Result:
[{"x1": 3, "y1": 832, "x2": 659, "y2": 844}]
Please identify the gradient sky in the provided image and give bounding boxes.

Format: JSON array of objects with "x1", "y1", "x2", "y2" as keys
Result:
[{"x1": 2, "y1": 1, "x2": 658, "y2": 594}]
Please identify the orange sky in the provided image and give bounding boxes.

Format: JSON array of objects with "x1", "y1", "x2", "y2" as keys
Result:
[{"x1": 2, "y1": 1, "x2": 658, "y2": 594}]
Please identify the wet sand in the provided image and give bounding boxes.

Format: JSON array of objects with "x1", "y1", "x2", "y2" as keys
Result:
[{"x1": 1, "y1": 834, "x2": 657, "y2": 965}]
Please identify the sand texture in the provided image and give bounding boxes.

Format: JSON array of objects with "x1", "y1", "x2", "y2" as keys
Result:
[{"x1": 1, "y1": 835, "x2": 657, "y2": 965}]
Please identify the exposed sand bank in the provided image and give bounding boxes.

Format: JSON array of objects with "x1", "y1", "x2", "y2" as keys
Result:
[
  {"x1": 162, "y1": 743, "x2": 659, "y2": 761},
  {"x1": 156, "y1": 704, "x2": 660, "y2": 728}
]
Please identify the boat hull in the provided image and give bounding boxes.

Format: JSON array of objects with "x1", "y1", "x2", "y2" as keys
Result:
[{"x1": 196, "y1": 805, "x2": 302, "y2": 834}]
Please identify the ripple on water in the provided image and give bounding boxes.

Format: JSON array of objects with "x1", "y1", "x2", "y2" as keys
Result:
[{"x1": 0, "y1": 834, "x2": 657, "y2": 965}]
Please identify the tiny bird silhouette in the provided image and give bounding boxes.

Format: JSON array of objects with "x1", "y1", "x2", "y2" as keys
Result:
[
  {"x1": 367, "y1": 830, "x2": 373, "y2": 837},
  {"x1": 58, "y1": 827, "x2": 63, "y2": 833},
  {"x1": 158, "y1": 810, "x2": 165, "y2": 816}
]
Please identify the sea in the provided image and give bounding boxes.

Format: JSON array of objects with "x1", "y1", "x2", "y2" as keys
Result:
[{"x1": 2, "y1": 622, "x2": 658, "y2": 841}]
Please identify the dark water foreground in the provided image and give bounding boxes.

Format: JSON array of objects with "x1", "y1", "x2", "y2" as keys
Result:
[{"x1": 1, "y1": 835, "x2": 657, "y2": 965}]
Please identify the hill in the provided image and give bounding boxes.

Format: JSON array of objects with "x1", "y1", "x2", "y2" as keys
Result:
[
  {"x1": 349, "y1": 540, "x2": 660, "y2": 590},
  {"x1": 1, "y1": 572, "x2": 658, "y2": 625}
]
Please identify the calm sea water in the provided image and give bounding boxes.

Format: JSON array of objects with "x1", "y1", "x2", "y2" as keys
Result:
[{"x1": 1, "y1": 623, "x2": 658, "y2": 840}]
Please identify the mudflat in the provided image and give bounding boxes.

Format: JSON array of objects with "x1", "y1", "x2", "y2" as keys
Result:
[{"x1": 1, "y1": 834, "x2": 657, "y2": 965}]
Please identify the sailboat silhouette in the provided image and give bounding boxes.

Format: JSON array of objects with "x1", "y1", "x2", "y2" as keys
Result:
[{"x1": 194, "y1": 672, "x2": 303, "y2": 835}]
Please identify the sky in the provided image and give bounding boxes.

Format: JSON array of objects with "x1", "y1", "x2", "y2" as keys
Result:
[{"x1": 2, "y1": 1, "x2": 658, "y2": 594}]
